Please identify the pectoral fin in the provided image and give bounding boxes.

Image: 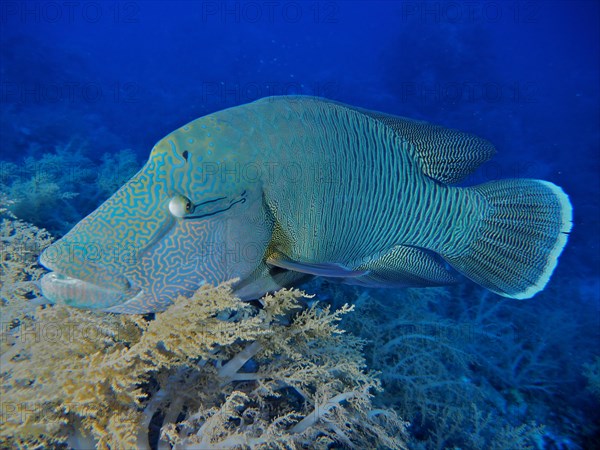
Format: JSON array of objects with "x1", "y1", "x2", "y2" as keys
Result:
[
  {"x1": 266, "y1": 253, "x2": 369, "y2": 278},
  {"x1": 234, "y1": 262, "x2": 311, "y2": 300}
]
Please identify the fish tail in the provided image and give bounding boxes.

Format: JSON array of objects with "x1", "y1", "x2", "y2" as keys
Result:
[{"x1": 445, "y1": 179, "x2": 572, "y2": 299}]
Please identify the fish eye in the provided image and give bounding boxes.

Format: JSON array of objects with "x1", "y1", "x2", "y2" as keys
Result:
[{"x1": 168, "y1": 194, "x2": 193, "y2": 218}]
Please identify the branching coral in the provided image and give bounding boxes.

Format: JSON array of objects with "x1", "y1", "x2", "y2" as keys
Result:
[
  {"x1": 96, "y1": 149, "x2": 140, "y2": 198},
  {"x1": 330, "y1": 283, "x2": 549, "y2": 449},
  {"x1": 1, "y1": 277, "x2": 407, "y2": 449},
  {"x1": 0, "y1": 215, "x2": 53, "y2": 326},
  {"x1": 1, "y1": 139, "x2": 94, "y2": 232},
  {"x1": 0, "y1": 143, "x2": 140, "y2": 235}
]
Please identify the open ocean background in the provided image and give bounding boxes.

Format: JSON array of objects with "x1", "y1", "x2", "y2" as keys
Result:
[{"x1": 1, "y1": 1, "x2": 599, "y2": 448}]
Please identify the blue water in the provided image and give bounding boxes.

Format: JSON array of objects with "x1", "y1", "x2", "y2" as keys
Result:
[{"x1": 1, "y1": 1, "x2": 599, "y2": 448}]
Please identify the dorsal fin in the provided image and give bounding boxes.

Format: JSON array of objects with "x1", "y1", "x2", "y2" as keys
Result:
[
  {"x1": 265, "y1": 95, "x2": 495, "y2": 184},
  {"x1": 292, "y1": 95, "x2": 495, "y2": 185},
  {"x1": 297, "y1": 96, "x2": 496, "y2": 184},
  {"x1": 356, "y1": 109, "x2": 496, "y2": 184}
]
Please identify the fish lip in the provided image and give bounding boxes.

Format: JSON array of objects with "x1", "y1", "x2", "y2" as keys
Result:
[
  {"x1": 39, "y1": 250, "x2": 132, "y2": 292},
  {"x1": 39, "y1": 250, "x2": 141, "y2": 308},
  {"x1": 40, "y1": 271, "x2": 142, "y2": 310},
  {"x1": 41, "y1": 271, "x2": 126, "y2": 293}
]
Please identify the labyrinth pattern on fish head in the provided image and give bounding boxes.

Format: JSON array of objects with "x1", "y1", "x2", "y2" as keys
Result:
[
  {"x1": 46, "y1": 153, "x2": 172, "y2": 289},
  {"x1": 124, "y1": 216, "x2": 230, "y2": 311}
]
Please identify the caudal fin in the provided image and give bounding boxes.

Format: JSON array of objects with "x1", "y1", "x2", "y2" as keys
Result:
[{"x1": 445, "y1": 179, "x2": 572, "y2": 299}]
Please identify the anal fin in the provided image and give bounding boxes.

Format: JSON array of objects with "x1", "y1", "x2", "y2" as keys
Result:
[{"x1": 348, "y1": 245, "x2": 458, "y2": 288}]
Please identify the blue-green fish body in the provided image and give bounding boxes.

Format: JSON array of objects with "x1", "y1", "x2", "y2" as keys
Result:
[{"x1": 40, "y1": 96, "x2": 572, "y2": 313}]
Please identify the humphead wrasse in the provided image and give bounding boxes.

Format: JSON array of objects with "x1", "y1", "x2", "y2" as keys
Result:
[{"x1": 39, "y1": 96, "x2": 572, "y2": 313}]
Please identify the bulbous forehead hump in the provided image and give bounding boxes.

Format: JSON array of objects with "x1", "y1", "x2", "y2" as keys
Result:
[{"x1": 151, "y1": 113, "x2": 250, "y2": 166}]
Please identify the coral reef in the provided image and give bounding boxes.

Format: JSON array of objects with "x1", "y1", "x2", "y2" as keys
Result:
[
  {"x1": 334, "y1": 286, "x2": 544, "y2": 449},
  {"x1": 314, "y1": 277, "x2": 599, "y2": 449},
  {"x1": 0, "y1": 143, "x2": 140, "y2": 235},
  {"x1": 1, "y1": 247, "x2": 407, "y2": 450},
  {"x1": 0, "y1": 212, "x2": 54, "y2": 326}
]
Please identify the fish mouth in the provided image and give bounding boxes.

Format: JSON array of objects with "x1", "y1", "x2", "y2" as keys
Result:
[
  {"x1": 39, "y1": 253, "x2": 141, "y2": 310},
  {"x1": 40, "y1": 272, "x2": 141, "y2": 310}
]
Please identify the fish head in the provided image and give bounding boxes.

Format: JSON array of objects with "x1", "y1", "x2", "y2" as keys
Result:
[{"x1": 40, "y1": 114, "x2": 271, "y2": 313}]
